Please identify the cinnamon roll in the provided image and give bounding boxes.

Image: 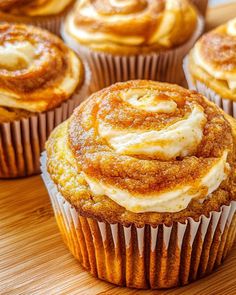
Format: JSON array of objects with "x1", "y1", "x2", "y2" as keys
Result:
[
  {"x1": 185, "y1": 18, "x2": 236, "y2": 117},
  {"x1": 0, "y1": 23, "x2": 88, "y2": 178},
  {"x1": 0, "y1": 0, "x2": 75, "y2": 35},
  {"x1": 42, "y1": 80, "x2": 236, "y2": 288}
]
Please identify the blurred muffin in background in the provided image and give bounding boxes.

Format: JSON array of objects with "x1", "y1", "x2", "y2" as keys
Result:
[
  {"x1": 0, "y1": 0, "x2": 75, "y2": 35},
  {"x1": 62, "y1": 0, "x2": 204, "y2": 92},
  {"x1": 0, "y1": 23, "x2": 88, "y2": 178},
  {"x1": 184, "y1": 18, "x2": 236, "y2": 117}
]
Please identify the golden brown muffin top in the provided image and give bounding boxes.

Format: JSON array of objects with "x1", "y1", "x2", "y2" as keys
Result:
[
  {"x1": 0, "y1": 23, "x2": 84, "y2": 121},
  {"x1": 64, "y1": 0, "x2": 198, "y2": 55},
  {"x1": 46, "y1": 80, "x2": 236, "y2": 226},
  {"x1": 0, "y1": 0, "x2": 74, "y2": 16},
  {"x1": 189, "y1": 18, "x2": 236, "y2": 100}
]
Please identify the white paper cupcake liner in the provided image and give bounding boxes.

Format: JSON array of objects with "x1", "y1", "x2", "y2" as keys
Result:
[
  {"x1": 41, "y1": 152, "x2": 236, "y2": 289},
  {"x1": 183, "y1": 57, "x2": 236, "y2": 117},
  {"x1": 62, "y1": 16, "x2": 204, "y2": 93},
  {"x1": 0, "y1": 79, "x2": 88, "y2": 179},
  {"x1": 191, "y1": 0, "x2": 208, "y2": 15}
]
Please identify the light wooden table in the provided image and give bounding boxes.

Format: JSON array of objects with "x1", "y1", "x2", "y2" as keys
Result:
[{"x1": 1, "y1": 3, "x2": 236, "y2": 295}]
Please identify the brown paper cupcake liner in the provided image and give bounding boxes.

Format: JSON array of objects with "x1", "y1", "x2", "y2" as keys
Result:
[
  {"x1": 0, "y1": 79, "x2": 88, "y2": 179},
  {"x1": 183, "y1": 57, "x2": 236, "y2": 118},
  {"x1": 41, "y1": 152, "x2": 236, "y2": 289},
  {"x1": 61, "y1": 16, "x2": 204, "y2": 93},
  {"x1": 192, "y1": 0, "x2": 208, "y2": 15}
]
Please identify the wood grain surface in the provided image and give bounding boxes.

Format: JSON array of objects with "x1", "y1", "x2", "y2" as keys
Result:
[{"x1": 1, "y1": 3, "x2": 236, "y2": 295}]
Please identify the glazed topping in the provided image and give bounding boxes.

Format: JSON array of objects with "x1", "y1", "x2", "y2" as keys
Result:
[
  {"x1": 0, "y1": 0, "x2": 73, "y2": 16},
  {"x1": 0, "y1": 23, "x2": 83, "y2": 113},
  {"x1": 68, "y1": 80, "x2": 232, "y2": 213},
  {"x1": 65, "y1": 0, "x2": 197, "y2": 53},
  {"x1": 192, "y1": 17, "x2": 236, "y2": 91}
]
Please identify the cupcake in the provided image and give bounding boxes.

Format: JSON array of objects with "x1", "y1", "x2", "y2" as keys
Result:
[
  {"x1": 41, "y1": 80, "x2": 236, "y2": 289},
  {"x1": 184, "y1": 18, "x2": 236, "y2": 117},
  {"x1": 0, "y1": 23, "x2": 88, "y2": 178},
  {"x1": 62, "y1": 0, "x2": 204, "y2": 92},
  {"x1": 191, "y1": 0, "x2": 208, "y2": 15},
  {"x1": 0, "y1": 0, "x2": 75, "y2": 35}
]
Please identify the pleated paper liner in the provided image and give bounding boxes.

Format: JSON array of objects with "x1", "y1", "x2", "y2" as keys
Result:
[
  {"x1": 41, "y1": 152, "x2": 236, "y2": 289},
  {"x1": 192, "y1": 0, "x2": 208, "y2": 15},
  {"x1": 0, "y1": 80, "x2": 89, "y2": 179},
  {"x1": 61, "y1": 15, "x2": 204, "y2": 93},
  {"x1": 0, "y1": 1, "x2": 75, "y2": 36},
  {"x1": 183, "y1": 57, "x2": 236, "y2": 118}
]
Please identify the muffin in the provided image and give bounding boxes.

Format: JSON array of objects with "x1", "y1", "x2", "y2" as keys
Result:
[
  {"x1": 41, "y1": 80, "x2": 236, "y2": 289},
  {"x1": 62, "y1": 0, "x2": 204, "y2": 92},
  {"x1": 184, "y1": 18, "x2": 236, "y2": 117},
  {"x1": 191, "y1": 0, "x2": 208, "y2": 15},
  {"x1": 0, "y1": 23, "x2": 88, "y2": 178},
  {"x1": 0, "y1": 0, "x2": 75, "y2": 35}
]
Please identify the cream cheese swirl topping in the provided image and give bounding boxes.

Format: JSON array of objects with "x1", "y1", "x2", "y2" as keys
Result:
[
  {"x1": 69, "y1": 81, "x2": 231, "y2": 213},
  {"x1": 0, "y1": 23, "x2": 83, "y2": 113},
  {"x1": 192, "y1": 17, "x2": 236, "y2": 91},
  {"x1": 98, "y1": 89, "x2": 207, "y2": 159},
  {"x1": 65, "y1": 0, "x2": 197, "y2": 53},
  {"x1": 83, "y1": 151, "x2": 229, "y2": 213}
]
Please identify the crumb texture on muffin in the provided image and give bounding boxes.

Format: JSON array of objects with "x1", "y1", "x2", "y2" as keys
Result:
[
  {"x1": 64, "y1": 0, "x2": 197, "y2": 55},
  {"x1": 0, "y1": 0, "x2": 74, "y2": 16},
  {"x1": 189, "y1": 17, "x2": 236, "y2": 100},
  {"x1": 0, "y1": 23, "x2": 84, "y2": 122},
  {"x1": 46, "y1": 80, "x2": 236, "y2": 226}
]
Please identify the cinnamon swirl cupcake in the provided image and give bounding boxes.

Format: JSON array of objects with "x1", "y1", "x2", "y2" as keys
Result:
[
  {"x1": 184, "y1": 18, "x2": 236, "y2": 117},
  {"x1": 62, "y1": 0, "x2": 204, "y2": 92},
  {"x1": 41, "y1": 80, "x2": 236, "y2": 289},
  {"x1": 0, "y1": 23, "x2": 88, "y2": 178},
  {"x1": 0, "y1": 0, "x2": 75, "y2": 35}
]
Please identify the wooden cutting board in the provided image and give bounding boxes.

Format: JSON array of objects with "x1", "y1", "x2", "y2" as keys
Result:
[{"x1": 1, "y1": 3, "x2": 236, "y2": 294}]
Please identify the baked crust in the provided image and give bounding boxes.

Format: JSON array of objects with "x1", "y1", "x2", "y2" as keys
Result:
[
  {"x1": 46, "y1": 80, "x2": 236, "y2": 226},
  {"x1": 188, "y1": 18, "x2": 236, "y2": 100},
  {"x1": 0, "y1": 23, "x2": 84, "y2": 122},
  {"x1": 64, "y1": 0, "x2": 198, "y2": 55}
]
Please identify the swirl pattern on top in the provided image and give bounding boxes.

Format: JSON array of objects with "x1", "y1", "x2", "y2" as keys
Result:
[
  {"x1": 65, "y1": 0, "x2": 197, "y2": 54},
  {"x1": 191, "y1": 18, "x2": 236, "y2": 91},
  {"x1": 0, "y1": 0, "x2": 73, "y2": 16},
  {"x1": 64, "y1": 80, "x2": 232, "y2": 213},
  {"x1": 0, "y1": 23, "x2": 84, "y2": 113}
]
